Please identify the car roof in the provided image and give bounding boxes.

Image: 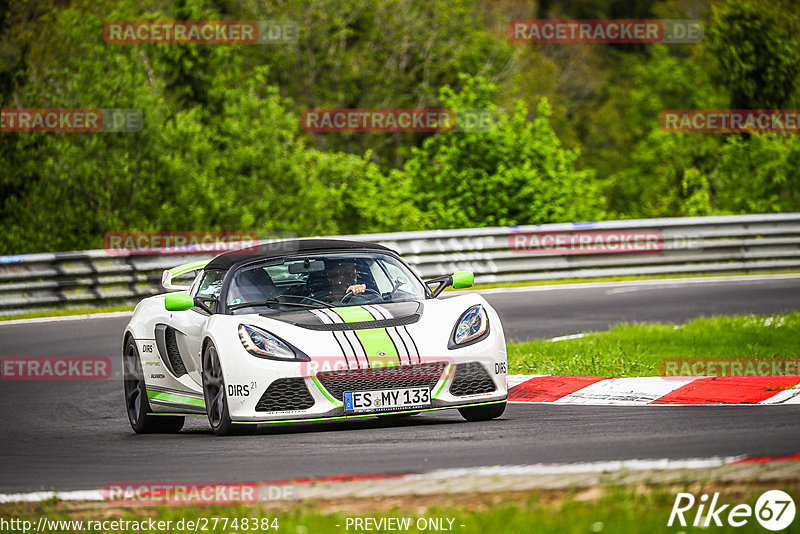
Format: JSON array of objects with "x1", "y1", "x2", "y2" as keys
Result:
[{"x1": 205, "y1": 238, "x2": 395, "y2": 271}]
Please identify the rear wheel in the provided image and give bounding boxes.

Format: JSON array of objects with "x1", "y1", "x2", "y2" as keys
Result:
[
  {"x1": 458, "y1": 401, "x2": 506, "y2": 422},
  {"x1": 123, "y1": 337, "x2": 184, "y2": 433},
  {"x1": 202, "y1": 342, "x2": 256, "y2": 436}
]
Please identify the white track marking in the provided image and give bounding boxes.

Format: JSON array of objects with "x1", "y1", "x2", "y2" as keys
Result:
[
  {"x1": 508, "y1": 375, "x2": 800, "y2": 405},
  {"x1": 549, "y1": 332, "x2": 588, "y2": 342},
  {"x1": 0, "y1": 456, "x2": 748, "y2": 503},
  {"x1": 552, "y1": 376, "x2": 699, "y2": 405},
  {"x1": 0, "y1": 311, "x2": 133, "y2": 326},
  {"x1": 759, "y1": 387, "x2": 800, "y2": 404},
  {"x1": 0, "y1": 489, "x2": 104, "y2": 503},
  {"x1": 413, "y1": 457, "x2": 741, "y2": 479}
]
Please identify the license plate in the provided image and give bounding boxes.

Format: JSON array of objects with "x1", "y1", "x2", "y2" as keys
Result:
[{"x1": 343, "y1": 387, "x2": 431, "y2": 414}]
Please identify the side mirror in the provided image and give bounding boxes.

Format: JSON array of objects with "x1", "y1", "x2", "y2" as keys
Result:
[
  {"x1": 425, "y1": 270, "x2": 475, "y2": 297},
  {"x1": 165, "y1": 293, "x2": 194, "y2": 312},
  {"x1": 451, "y1": 271, "x2": 474, "y2": 289}
]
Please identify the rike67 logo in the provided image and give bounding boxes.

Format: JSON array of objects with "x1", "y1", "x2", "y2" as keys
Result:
[{"x1": 669, "y1": 490, "x2": 796, "y2": 531}]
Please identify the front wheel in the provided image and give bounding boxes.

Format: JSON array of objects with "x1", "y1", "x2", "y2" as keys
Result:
[
  {"x1": 202, "y1": 342, "x2": 256, "y2": 436},
  {"x1": 458, "y1": 401, "x2": 506, "y2": 422},
  {"x1": 123, "y1": 337, "x2": 184, "y2": 433}
]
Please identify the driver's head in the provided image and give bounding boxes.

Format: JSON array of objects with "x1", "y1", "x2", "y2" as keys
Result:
[{"x1": 327, "y1": 260, "x2": 357, "y2": 290}]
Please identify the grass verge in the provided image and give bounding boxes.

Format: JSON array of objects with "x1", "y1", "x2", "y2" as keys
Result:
[
  {"x1": 507, "y1": 312, "x2": 800, "y2": 377},
  {"x1": 1, "y1": 482, "x2": 797, "y2": 533}
]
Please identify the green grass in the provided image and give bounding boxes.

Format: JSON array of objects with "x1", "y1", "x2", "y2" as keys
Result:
[
  {"x1": 507, "y1": 313, "x2": 800, "y2": 377},
  {"x1": 2, "y1": 483, "x2": 797, "y2": 533}
]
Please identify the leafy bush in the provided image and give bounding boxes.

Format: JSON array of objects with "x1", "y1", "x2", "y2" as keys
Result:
[{"x1": 400, "y1": 75, "x2": 603, "y2": 229}]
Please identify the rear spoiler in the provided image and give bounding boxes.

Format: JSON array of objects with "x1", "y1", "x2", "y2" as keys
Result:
[{"x1": 161, "y1": 259, "x2": 210, "y2": 291}]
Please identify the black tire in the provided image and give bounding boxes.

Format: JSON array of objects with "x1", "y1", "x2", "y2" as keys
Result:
[
  {"x1": 123, "y1": 337, "x2": 184, "y2": 433},
  {"x1": 458, "y1": 401, "x2": 506, "y2": 422},
  {"x1": 202, "y1": 342, "x2": 256, "y2": 436}
]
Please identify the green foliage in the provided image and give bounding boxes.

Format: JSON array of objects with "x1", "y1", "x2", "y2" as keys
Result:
[
  {"x1": 244, "y1": 0, "x2": 517, "y2": 167},
  {"x1": 712, "y1": 134, "x2": 800, "y2": 213},
  {"x1": 607, "y1": 129, "x2": 720, "y2": 218},
  {"x1": 402, "y1": 75, "x2": 602, "y2": 228},
  {"x1": 680, "y1": 168, "x2": 713, "y2": 217},
  {"x1": 586, "y1": 43, "x2": 724, "y2": 209},
  {"x1": 1, "y1": 0, "x2": 799, "y2": 254},
  {"x1": 0, "y1": 0, "x2": 404, "y2": 252},
  {"x1": 708, "y1": 0, "x2": 800, "y2": 109}
]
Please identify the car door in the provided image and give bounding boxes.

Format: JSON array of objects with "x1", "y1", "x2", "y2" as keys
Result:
[{"x1": 166, "y1": 269, "x2": 224, "y2": 386}]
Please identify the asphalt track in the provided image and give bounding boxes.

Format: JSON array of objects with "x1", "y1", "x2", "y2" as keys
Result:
[
  {"x1": 483, "y1": 274, "x2": 800, "y2": 341},
  {"x1": 1, "y1": 275, "x2": 799, "y2": 493}
]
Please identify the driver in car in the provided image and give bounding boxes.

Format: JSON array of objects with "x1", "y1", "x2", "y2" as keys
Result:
[{"x1": 326, "y1": 260, "x2": 366, "y2": 301}]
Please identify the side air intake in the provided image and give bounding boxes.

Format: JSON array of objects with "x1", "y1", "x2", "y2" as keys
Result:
[
  {"x1": 449, "y1": 362, "x2": 496, "y2": 397},
  {"x1": 154, "y1": 324, "x2": 188, "y2": 377},
  {"x1": 255, "y1": 378, "x2": 315, "y2": 412}
]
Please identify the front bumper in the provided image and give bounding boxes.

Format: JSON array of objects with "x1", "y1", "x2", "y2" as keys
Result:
[
  {"x1": 223, "y1": 358, "x2": 507, "y2": 423},
  {"x1": 215, "y1": 335, "x2": 507, "y2": 423},
  {"x1": 191, "y1": 296, "x2": 509, "y2": 423}
]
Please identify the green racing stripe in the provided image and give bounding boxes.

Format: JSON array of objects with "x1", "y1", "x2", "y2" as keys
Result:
[
  {"x1": 147, "y1": 389, "x2": 205, "y2": 408},
  {"x1": 433, "y1": 364, "x2": 455, "y2": 399},
  {"x1": 167, "y1": 259, "x2": 210, "y2": 277},
  {"x1": 330, "y1": 306, "x2": 399, "y2": 367},
  {"x1": 312, "y1": 376, "x2": 342, "y2": 406}
]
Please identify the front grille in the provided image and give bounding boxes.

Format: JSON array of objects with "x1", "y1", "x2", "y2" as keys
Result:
[
  {"x1": 317, "y1": 362, "x2": 447, "y2": 401},
  {"x1": 449, "y1": 362, "x2": 496, "y2": 396},
  {"x1": 255, "y1": 378, "x2": 315, "y2": 412}
]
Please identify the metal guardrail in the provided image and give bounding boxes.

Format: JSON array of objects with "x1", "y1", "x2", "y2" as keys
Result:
[{"x1": 1, "y1": 213, "x2": 799, "y2": 316}]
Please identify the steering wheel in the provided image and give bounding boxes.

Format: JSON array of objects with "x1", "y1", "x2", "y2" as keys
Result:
[{"x1": 341, "y1": 288, "x2": 381, "y2": 304}]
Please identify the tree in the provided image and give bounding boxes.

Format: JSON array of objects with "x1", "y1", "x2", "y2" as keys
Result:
[
  {"x1": 401, "y1": 74, "x2": 603, "y2": 229},
  {"x1": 708, "y1": 0, "x2": 800, "y2": 109},
  {"x1": 712, "y1": 134, "x2": 800, "y2": 213},
  {"x1": 0, "y1": 1, "x2": 405, "y2": 253}
]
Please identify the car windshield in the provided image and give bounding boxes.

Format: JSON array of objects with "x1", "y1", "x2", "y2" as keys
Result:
[{"x1": 225, "y1": 252, "x2": 426, "y2": 315}]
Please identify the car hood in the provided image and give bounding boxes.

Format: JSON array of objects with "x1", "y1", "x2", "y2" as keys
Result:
[{"x1": 259, "y1": 301, "x2": 422, "y2": 330}]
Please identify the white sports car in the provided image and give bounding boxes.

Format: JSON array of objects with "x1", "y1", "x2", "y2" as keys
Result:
[{"x1": 122, "y1": 239, "x2": 508, "y2": 435}]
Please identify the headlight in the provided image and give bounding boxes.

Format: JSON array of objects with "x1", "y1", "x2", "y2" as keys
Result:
[
  {"x1": 452, "y1": 304, "x2": 489, "y2": 346},
  {"x1": 238, "y1": 324, "x2": 296, "y2": 360}
]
